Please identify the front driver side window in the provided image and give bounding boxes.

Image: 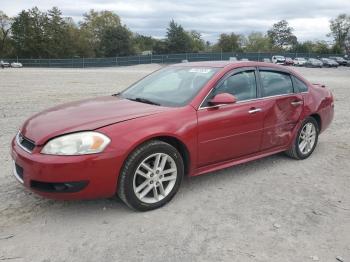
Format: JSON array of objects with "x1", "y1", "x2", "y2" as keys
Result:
[{"x1": 207, "y1": 71, "x2": 257, "y2": 105}]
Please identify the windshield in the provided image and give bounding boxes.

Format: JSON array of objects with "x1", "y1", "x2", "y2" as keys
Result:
[{"x1": 120, "y1": 66, "x2": 219, "y2": 107}]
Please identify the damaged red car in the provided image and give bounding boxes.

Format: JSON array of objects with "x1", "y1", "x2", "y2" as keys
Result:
[{"x1": 11, "y1": 61, "x2": 334, "y2": 211}]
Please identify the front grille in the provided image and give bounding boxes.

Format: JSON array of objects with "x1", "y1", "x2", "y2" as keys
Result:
[{"x1": 17, "y1": 133, "x2": 35, "y2": 152}]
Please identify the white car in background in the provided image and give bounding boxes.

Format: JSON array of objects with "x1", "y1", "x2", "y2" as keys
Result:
[
  {"x1": 11, "y1": 62, "x2": 23, "y2": 68},
  {"x1": 293, "y1": 57, "x2": 307, "y2": 66},
  {"x1": 1, "y1": 60, "x2": 10, "y2": 68},
  {"x1": 271, "y1": 55, "x2": 286, "y2": 64}
]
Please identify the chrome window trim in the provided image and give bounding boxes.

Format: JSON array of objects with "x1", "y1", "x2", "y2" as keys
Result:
[
  {"x1": 199, "y1": 93, "x2": 290, "y2": 110},
  {"x1": 16, "y1": 132, "x2": 33, "y2": 154},
  {"x1": 198, "y1": 92, "x2": 309, "y2": 110}
]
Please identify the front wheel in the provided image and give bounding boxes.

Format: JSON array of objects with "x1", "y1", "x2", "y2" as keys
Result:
[
  {"x1": 285, "y1": 117, "x2": 319, "y2": 160},
  {"x1": 118, "y1": 140, "x2": 184, "y2": 211}
]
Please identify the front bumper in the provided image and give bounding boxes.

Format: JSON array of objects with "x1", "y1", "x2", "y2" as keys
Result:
[{"x1": 11, "y1": 137, "x2": 122, "y2": 200}]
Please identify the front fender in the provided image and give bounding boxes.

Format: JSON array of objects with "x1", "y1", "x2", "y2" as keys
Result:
[{"x1": 97, "y1": 106, "x2": 198, "y2": 179}]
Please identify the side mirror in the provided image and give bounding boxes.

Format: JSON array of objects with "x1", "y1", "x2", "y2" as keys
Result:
[{"x1": 208, "y1": 93, "x2": 237, "y2": 106}]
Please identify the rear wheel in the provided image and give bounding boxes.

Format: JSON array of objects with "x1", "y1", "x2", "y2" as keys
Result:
[
  {"x1": 285, "y1": 117, "x2": 319, "y2": 160},
  {"x1": 118, "y1": 140, "x2": 184, "y2": 211}
]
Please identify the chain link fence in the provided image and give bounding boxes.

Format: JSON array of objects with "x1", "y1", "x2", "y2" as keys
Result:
[{"x1": 3, "y1": 52, "x2": 343, "y2": 68}]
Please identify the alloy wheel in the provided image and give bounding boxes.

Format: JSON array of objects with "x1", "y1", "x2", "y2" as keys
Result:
[
  {"x1": 133, "y1": 153, "x2": 177, "y2": 204},
  {"x1": 298, "y1": 122, "x2": 317, "y2": 155}
]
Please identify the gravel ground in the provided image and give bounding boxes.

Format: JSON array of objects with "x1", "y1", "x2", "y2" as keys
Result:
[{"x1": 0, "y1": 65, "x2": 349, "y2": 262}]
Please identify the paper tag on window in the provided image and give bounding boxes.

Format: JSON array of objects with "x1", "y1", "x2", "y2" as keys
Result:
[{"x1": 189, "y1": 68, "x2": 211, "y2": 74}]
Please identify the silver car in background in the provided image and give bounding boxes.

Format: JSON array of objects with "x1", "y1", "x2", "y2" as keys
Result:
[
  {"x1": 305, "y1": 58, "x2": 323, "y2": 68},
  {"x1": 293, "y1": 57, "x2": 307, "y2": 66},
  {"x1": 321, "y1": 58, "x2": 339, "y2": 68}
]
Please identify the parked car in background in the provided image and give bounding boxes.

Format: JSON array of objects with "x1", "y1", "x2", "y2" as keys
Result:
[
  {"x1": 229, "y1": 57, "x2": 238, "y2": 61},
  {"x1": 0, "y1": 60, "x2": 10, "y2": 68},
  {"x1": 272, "y1": 55, "x2": 286, "y2": 64},
  {"x1": 11, "y1": 61, "x2": 334, "y2": 211},
  {"x1": 329, "y1": 56, "x2": 348, "y2": 66},
  {"x1": 321, "y1": 58, "x2": 338, "y2": 68},
  {"x1": 305, "y1": 58, "x2": 323, "y2": 68},
  {"x1": 293, "y1": 57, "x2": 307, "y2": 66},
  {"x1": 263, "y1": 58, "x2": 271, "y2": 63},
  {"x1": 285, "y1": 57, "x2": 294, "y2": 65},
  {"x1": 11, "y1": 62, "x2": 23, "y2": 68},
  {"x1": 240, "y1": 58, "x2": 249, "y2": 61}
]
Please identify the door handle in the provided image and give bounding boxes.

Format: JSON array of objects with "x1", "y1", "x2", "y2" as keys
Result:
[
  {"x1": 291, "y1": 100, "x2": 303, "y2": 106},
  {"x1": 248, "y1": 108, "x2": 262, "y2": 114}
]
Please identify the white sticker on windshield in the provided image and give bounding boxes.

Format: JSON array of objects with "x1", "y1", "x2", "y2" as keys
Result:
[{"x1": 189, "y1": 68, "x2": 211, "y2": 74}]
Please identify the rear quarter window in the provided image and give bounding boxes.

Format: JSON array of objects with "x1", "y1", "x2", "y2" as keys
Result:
[{"x1": 292, "y1": 76, "x2": 308, "y2": 92}]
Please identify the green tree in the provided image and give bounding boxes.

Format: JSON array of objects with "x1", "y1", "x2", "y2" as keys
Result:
[
  {"x1": 312, "y1": 41, "x2": 332, "y2": 54},
  {"x1": 62, "y1": 17, "x2": 89, "y2": 57},
  {"x1": 133, "y1": 34, "x2": 158, "y2": 53},
  {"x1": 0, "y1": 11, "x2": 13, "y2": 57},
  {"x1": 100, "y1": 25, "x2": 135, "y2": 56},
  {"x1": 215, "y1": 33, "x2": 242, "y2": 52},
  {"x1": 11, "y1": 7, "x2": 81, "y2": 58},
  {"x1": 293, "y1": 41, "x2": 314, "y2": 53},
  {"x1": 267, "y1": 20, "x2": 297, "y2": 49},
  {"x1": 166, "y1": 20, "x2": 192, "y2": 53},
  {"x1": 45, "y1": 7, "x2": 71, "y2": 58},
  {"x1": 205, "y1": 41, "x2": 212, "y2": 51},
  {"x1": 244, "y1": 32, "x2": 273, "y2": 52},
  {"x1": 153, "y1": 40, "x2": 169, "y2": 54},
  {"x1": 11, "y1": 7, "x2": 48, "y2": 58},
  {"x1": 188, "y1": 30, "x2": 205, "y2": 52},
  {"x1": 80, "y1": 10, "x2": 121, "y2": 57},
  {"x1": 293, "y1": 40, "x2": 331, "y2": 54},
  {"x1": 329, "y1": 14, "x2": 350, "y2": 54}
]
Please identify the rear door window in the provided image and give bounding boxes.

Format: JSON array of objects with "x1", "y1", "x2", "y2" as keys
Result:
[{"x1": 259, "y1": 70, "x2": 294, "y2": 97}]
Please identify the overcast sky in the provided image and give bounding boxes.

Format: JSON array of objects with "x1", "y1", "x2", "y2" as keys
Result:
[{"x1": 1, "y1": 0, "x2": 350, "y2": 43}]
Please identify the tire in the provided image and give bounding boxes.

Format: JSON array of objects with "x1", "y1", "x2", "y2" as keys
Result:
[
  {"x1": 285, "y1": 117, "x2": 319, "y2": 160},
  {"x1": 118, "y1": 140, "x2": 184, "y2": 211}
]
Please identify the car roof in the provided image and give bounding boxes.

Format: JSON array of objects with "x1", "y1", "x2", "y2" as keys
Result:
[
  {"x1": 172, "y1": 61, "x2": 240, "y2": 68},
  {"x1": 171, "y1": 60, "x2": 287, "y2": 69}
]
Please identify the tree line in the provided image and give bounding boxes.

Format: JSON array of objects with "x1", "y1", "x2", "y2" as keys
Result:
[{"x1": 0, "y1": 7, "x2": 349, "y2": 59}]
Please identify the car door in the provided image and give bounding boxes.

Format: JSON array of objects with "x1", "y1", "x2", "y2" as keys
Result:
[
  {"x1": 197, "y1": 67, "x2": 266, "y2": 167},
  {"x1": 258, "y1": 68, "x2": 303, "y2": 151}
]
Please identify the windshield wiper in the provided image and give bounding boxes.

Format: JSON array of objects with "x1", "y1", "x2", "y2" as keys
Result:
[{"x1": 127, "y1": 97, "x2": 161, "y2": 106}]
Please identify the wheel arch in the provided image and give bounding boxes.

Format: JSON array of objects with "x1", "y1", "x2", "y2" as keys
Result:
[
  {"x1": 155, "y1": 136, "x2": 191, "y2": 176},
  {"x1": 310, "y1": 113, "x2": 322, "y2": 131},
  {"x1": 122, "y1": 135, "x2": 192, "y2": 177}
]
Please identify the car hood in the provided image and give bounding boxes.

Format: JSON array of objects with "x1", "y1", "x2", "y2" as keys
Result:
[{"x1": 21, "y1": 96, "x2": 169, "y2": 145}]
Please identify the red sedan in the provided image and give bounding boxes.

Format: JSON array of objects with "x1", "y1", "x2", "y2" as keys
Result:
[{"x1": 11, "y1": 61, "x2": 334, "y2": 211}]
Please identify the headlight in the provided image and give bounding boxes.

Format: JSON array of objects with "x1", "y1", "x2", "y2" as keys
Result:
[{"x1": 41, "y1": 132, "x2": 110, "y2": 155}]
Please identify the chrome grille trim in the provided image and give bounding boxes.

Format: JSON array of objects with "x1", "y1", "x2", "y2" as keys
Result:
[{"x1": 16, "y1": 132, "x2": 35, "y2": 153}]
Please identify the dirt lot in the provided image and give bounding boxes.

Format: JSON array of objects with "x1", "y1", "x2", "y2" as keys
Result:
[{"x1": 0, "y1": 65, "x2": 349, "y2": 262}]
